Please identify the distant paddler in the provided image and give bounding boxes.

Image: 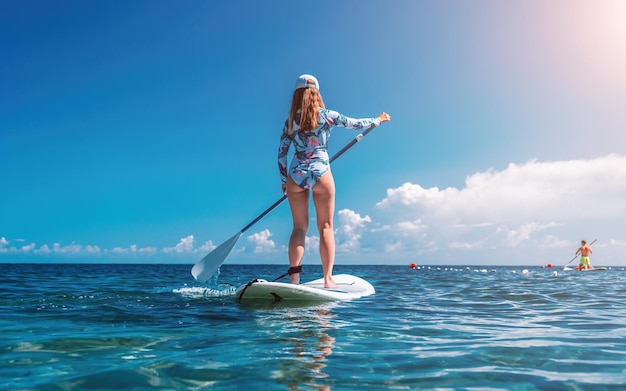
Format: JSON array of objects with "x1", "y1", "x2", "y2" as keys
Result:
[{"x1": 575, "y1": 240, "x2": 594, "y2": 270}]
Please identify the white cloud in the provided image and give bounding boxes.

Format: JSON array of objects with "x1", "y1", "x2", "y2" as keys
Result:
[
  {"x1": 498, "y1": 222, "x2": 562, "y2": 247},
  {"x1": 246, "y1": 229, "x2": 276, "y2": 253},
  {"x1": 378, "y1": 155, "x2": 626, "y2": 223},
  {"x1": 163, "y1": 235, "x2": 195, "y2": 253},
  {"x1": 305, "y1": 235, "x2": 319, "y2": 254},
  {"x1": 52, "y1": 242, "x2": 84, "y2": 254},
  {"x1": 20, "y1": 243, "x2": 36, "y2": 252},
  {"x1": 371, "y1": 154, "x2": 626, "y2": 264},
  {"x1": 0, "y1": 237, "x2": 36, "y2": 254},
  {"x1": 0, "y1": 237, "x2": 8, "y2": 253},
  {"x1": 108, "y1": 245, "x2": 156, "y2": 255},
  {"x1": 609, "y1": 238, "x2": 626, "y2": 247},
  {"x1": 34, "y1": 244, "x2": 51, "y2": 254},
  {"x1": 335, "y1": 209, "x2": 371, "y2": 252},
  {"x1": 85, "y1": 245, "x2": 101, "y2": 254},
  {"x1": 110, "y1": 247, "x2": 127, "y2": 254},
  {"x1": 198, "y1": 239, "x2": 217, "y2": 253}
]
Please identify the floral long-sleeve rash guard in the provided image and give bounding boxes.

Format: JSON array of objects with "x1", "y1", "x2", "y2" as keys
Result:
[{"x1": 278, "y1": 108, "x2": 381, "y2": 190}]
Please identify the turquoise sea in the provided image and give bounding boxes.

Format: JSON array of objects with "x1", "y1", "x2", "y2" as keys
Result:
[{"x1": 1, "y1": 263, "x2": 625, "y2": 390}]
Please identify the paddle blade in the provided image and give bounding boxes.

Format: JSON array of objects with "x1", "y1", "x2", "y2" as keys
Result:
[{"x1": 191, "y1": 232, "x2": 242, "y2": 282}]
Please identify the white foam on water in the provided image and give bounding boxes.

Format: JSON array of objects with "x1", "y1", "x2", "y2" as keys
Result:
[{"x1": 173, "y1": 285, "x2": 236, "y2": 298}]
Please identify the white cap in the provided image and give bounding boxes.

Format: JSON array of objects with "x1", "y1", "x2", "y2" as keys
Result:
[{"x1": 294, "y1": 74, "x2": 319, "y2": 91}]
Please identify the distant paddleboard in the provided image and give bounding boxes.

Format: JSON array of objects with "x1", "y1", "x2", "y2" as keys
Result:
[
  {"x1": 579, "y1": 267, "x2": 607, "y2": 272},
  {"x1": 235, "y1": 274, "x2": 375, "y2": 304},
  {"x1": 562, "y1": 266, "x2": 607, "y2": 272}
]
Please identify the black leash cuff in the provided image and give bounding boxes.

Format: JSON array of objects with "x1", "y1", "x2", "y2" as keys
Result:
[
  {"x1": 273, "y1": 265, "x2": 302, "y2": 282},
  {"x1": 288, "y1": 265, "x2": 302, "y2": 275}
]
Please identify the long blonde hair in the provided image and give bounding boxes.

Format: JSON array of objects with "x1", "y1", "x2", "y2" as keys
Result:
[{"x1": 287, "y1": 85, "x2": 325, "y2": 135}]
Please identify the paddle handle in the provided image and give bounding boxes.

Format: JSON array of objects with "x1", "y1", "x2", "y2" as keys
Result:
[{"x1": 239, "y1": 123, "x2": 377, "y2": 235}]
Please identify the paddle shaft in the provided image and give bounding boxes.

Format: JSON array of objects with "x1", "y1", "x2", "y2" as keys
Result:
[
  {"x1": 240, "y1": 123, "x2": 377, "y2": 234},
  {"x1": 565, "y1": 238, "x2": 597, "y2": 266}
]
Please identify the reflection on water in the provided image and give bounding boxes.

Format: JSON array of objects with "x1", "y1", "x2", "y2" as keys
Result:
[{"x1": 252, "y1": 306, "x2": 337, "y2": 390}]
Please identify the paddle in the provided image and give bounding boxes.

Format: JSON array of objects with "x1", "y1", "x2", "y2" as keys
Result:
[
  {"x1": 191, "y1": 123, "x2": 379, "y2": 282},
  {"x1": 561, "y1": 238, "x2": 597, "y2": 270}
]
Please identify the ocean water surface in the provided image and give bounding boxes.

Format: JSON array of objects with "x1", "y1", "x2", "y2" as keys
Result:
[{"x1": 1, "y1": 263, "x2": 625, "y2": 390}]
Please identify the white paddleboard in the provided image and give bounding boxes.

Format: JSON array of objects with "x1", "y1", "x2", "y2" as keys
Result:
[
  {"x1": 580, "y1": 267, "x2": 607, "y2": 272},
  {"x1": 562, "y1": 266, "x2": 606, "y2": 272},
  {"x1": 235, "y1": 274, "x2": 375, "y2": 303}
]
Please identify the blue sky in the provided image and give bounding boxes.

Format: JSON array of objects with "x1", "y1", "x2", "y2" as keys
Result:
[{"x1": 2, "y1": 0, "x2": 626, "y2": 267}]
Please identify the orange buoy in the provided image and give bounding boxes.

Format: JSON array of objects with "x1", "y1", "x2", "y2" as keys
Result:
[
  {"x1": 547, "y1": 263, "x2": 552, "y2": 268},
  {"x1": 409, "y1": 263, "x2": 417, "y2": 269}
]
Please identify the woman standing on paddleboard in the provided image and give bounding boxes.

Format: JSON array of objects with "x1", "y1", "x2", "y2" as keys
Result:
[{"x1": 278, "y1": 74, "x2": 390, "y2": 288}]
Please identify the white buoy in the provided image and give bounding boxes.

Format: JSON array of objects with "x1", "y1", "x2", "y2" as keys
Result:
[
  {"x1": 552, "y1": 271, "x2": 558, "y2": 277},
  {"x1": 522, "y1": 269, "x2": 529, "y2": 275}
]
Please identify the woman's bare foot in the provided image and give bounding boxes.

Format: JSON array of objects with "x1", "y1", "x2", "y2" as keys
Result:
[{"x1": 324, "y1": 277, "x2": 338, "y2": 289}]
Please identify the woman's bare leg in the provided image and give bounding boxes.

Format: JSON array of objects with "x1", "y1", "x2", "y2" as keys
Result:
[
  {"x1": 286, "y1": 177, "x2": 309, "y2": 284},
  {"x1": 312, "y1": 172, "x2": 337, "y2": 288}
]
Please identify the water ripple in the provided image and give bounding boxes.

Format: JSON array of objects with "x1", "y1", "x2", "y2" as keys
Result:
[{"x1": 1, "y1": 263, "x2": 625, "y2": 390}]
